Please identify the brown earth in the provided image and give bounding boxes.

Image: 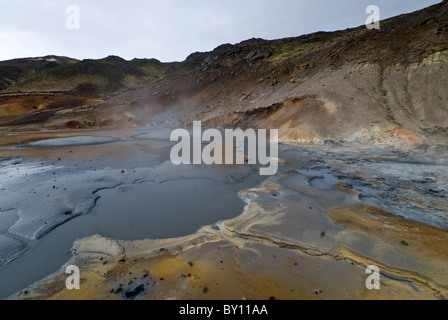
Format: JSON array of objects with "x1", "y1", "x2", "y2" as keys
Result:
[{"x1": 0, "y1": 2, "x2": 447, "y2": 147}]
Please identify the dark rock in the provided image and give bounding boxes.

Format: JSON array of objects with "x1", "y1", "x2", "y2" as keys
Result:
[
  {"x1": 115, "y1": 287, "x2": 123, "y2": 294},
  {"x1": 124, "y1": 284, "x2": 145, "y2": 300}
]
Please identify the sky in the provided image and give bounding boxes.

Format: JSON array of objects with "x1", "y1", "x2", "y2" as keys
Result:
[{"x1": 0, "y1": 0, "x2": 442, "y2": 62}]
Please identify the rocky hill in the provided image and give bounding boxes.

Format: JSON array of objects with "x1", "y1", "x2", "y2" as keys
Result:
[{"x1": 1, "y1": 1, "x2": 447, "y2": 147}]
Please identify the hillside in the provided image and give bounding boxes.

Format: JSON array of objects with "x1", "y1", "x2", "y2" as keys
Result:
[
  {"x1": 0, "y1": 55, "x2": 168, "y2": 94},
  {"x1": 1, "y1": 1, "x2": 447, "y2": 147}
]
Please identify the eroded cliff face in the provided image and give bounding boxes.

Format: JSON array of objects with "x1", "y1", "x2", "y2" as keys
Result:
[{"x1": 198, "y1": 51, "x2": 448, "y2": 147}]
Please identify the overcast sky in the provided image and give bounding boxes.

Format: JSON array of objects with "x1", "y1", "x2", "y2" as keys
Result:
[{"x1": 0, "y1": 0, "x2": 441, "y2": 62}]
